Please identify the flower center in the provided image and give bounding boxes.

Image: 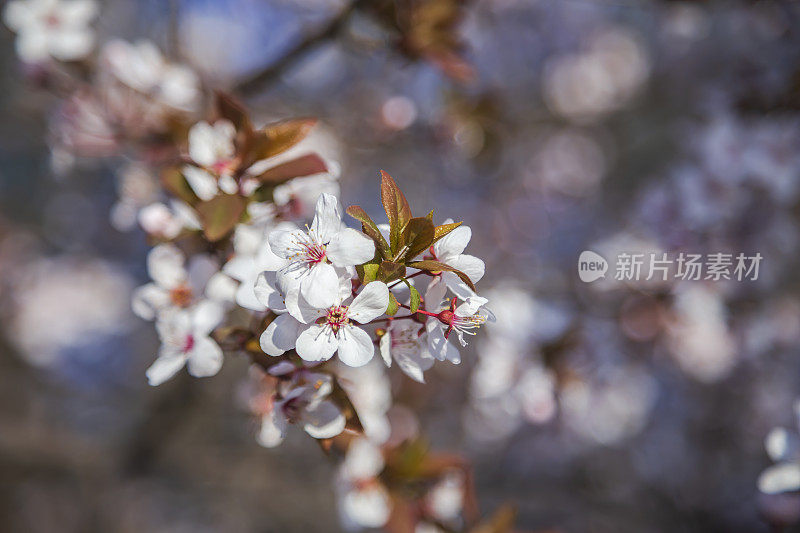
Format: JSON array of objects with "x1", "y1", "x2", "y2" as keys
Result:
[
  {"x1": 169, "y1": 284, "x2": 194, "y2": 307},
  {"x1": 319, "y1": 305, "x2": 349, "y2": 334},
  {"x1": 287, "y1": 230, "x2": 328, "y2": 268},
  {"x1": 211, "y1": 158, "x2": 236, "y2": 175}
]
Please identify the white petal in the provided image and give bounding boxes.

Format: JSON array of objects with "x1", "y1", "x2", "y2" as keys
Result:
[
  {"x1": 219, "y1": 174, "x2": 238, "y2": 195},
  {"x1": 425, "y1": 320, "x2": 460, "y2": 363},
  {"x1": 759, "y1": 463, "x2": 800, "y2": 494},
  {"x1": 182, "y1": 165, "x2": 218, "y2": 201},
  {"x1": 379, "y1": 333, "x2": 392, "y2": 367},
  {"x1": 204, "y1": 272, "x2": 237, "y2": 303},
  {"x1": 394, "y1": 345, "x2": 435, "y2": 384},
  {"x1": 287, "y1": 289, "x2": 325, "y2": 324},
  {"x1": 447, "y1": 254, "x2": 485, "y2": 283},
  {"x1": 188, "y1": 121, "x2": 218, "y2": 167},
  {"x1": 186, "y1": 336, "x2": 223, "y2": 377},
  {"x1": 131, "y1": 283, "x2": 170, "y2": 320},
  {"x1": 257, "y1": 409, "x2": 287, "y2": 448},
  {"x1": 15, "y1": 29, "x2": 50, "y2": 63},
  {"x1": 147, "y1": 243, "x2": 186, "y2": 289},
  {"x1": 49, "y1": 29, "x2": 94, "y2": 61},
  {"x1": 310, "y1": 193, "x2": 342, "y2": 243},
  {"x1": 434, "y1": 225, "x2": 471, "y2": 261},
  {"x1": 424, "y1": 276, "x2": 447, "y2": 310},
  {"x1": 192, "y1": 300, "x2": 224, "y2": 335},
  {"x1": 337, "y1": 326, "x2": 375, "y2": 367},
  {"x1": 295, "y1": 324, "x2": 338, "y2": 362},
  {"x1": 58, "y1": 0, "x2": 98, "y2": 25},
  {"x1": 303, "y1": 400, "x2": 346, "y2": 439},
  {"x1": 342, "y1": 487, "x2": 391, "y2": 529},
  {"x1": 254, "y1": 271, "x2": 286, "y2": 312},
  {"x1": 222, "y1": 255, "x2": 254, "y2": 282},
  {"x1": 348, "y1": 282, "x2": 389, "y2": 323},
  {"x1": 326, "y1": 228, "x2": 375, "y2": 267},
  {"x1": 3, "y1": 1, "x2": 34, "y2": 31},
  {"x1": 260, "y1": 313, "x2": 301, "y2": 356},
  {"x1": 441, "y1": 272, "x2": 476, "y2": 300},
  {"x1": 268, "y1": 228, "x2": 306, "y2": 260},
  {"x1": 146, "y1": 352, "x2": 187, "y2": 386},
  {"x1": 300, "y1": 262, "x2": 339, "y2": 309}
]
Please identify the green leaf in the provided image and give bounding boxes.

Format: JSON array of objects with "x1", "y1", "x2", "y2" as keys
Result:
[
  {"x1": 386, "y1": 293, "x2": 400, "y2": 316},
  {"x1": 361, "y1": 262, "x2": 380, "y2": 283},
  {"x1": 380, "y1": 171, "x2": 413, "y2": 253},
  {"x1": 346, "y1": 205, "x2": 389, "y2": 258},
  {"x1": 253, "y1": 154, "x2": 327, "y2": 184},
  {"x1": 432, "y1": 221, "x2": 462, "y2": 244},
  {"x1": 196, "y1": 194, "x2": 246, "y2": 242},
  {"x1": 404, "y1": 281, "x2": 421, "y2": 313},
  {"x1": 402, "y1": 217, "x2": 435, "y2": 261},
  {"x1": 407, "y1": 260, "x2": 476, "y2": 292},
  {"x1": 377, "y1": 261, "x2": 406, "y2": 283},
  {"x1": 251, "y1": 118, "x2": 317, "y2": 161}
]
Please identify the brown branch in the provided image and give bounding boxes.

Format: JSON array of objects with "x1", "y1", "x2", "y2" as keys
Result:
[{"x1": 234, "y1": 0, "x2": 369, "y2": 95}]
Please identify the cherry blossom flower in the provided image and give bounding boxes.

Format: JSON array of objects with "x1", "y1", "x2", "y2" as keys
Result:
[
  {"x1": 132, "y1": 244, "x2": 232, "y2": 321},
  {"x1": 759, "y1": 400, "x2": 800, "y2": 495},
  {"x1": 427, "y1": 219, "x2": 485, "y2": 298},
  {"x1": 223, "y1": 222, "x2": 294, "y2": 311},
  {"x1": 256, "y1": 370, "x2": 346, "y2": 447},
  {"x1": 423, "y1": 278, "x2": 493, "y2": 364},
  {"x1": 101, "y1": 39, "x2": 200, "y2": 110},
  {"x1": 379, "y1": 320, "x2": 434, "y2": 383},
  {"x1": 336, "y1": 361, "x2": 393, "y2": 444},
  {"x1": 146, "y1": 301, "x2": 225, "y2": 386},
  {"x1": 289, "y1": 281, "x2": 389, "y2": 367},
  {"x1": 3, "y1": 0, "x2": 97, "y2": 63},
  {"x1": 181, "y1": 119, "x2": 239, "y2": 200},
  {"x1": 335, "y1": 438, "x2": 391, "y2": 530},
  {"x1": 268, "y1": 193, "x2": 375, "y2": 308}
]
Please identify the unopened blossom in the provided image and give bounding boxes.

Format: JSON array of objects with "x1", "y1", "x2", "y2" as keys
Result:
[
  {"x1": 379, "y1": 320, "x2": 434, "y2": 383},
  {"x1": 427, "y1": 219, "x2": 485, "y2": 298},
  {"x1": 289, "y1": 281, "x2": 390, "y2": 367},
  {"x1": 256, "y1": 371, "x2": 346, "y2": 447},
  {"x1": 336, "y1": 438, "x2": 391, "y2": 530},
  {"x1": 268, "y1": 193, "x2": 375, "y2": 308},
  {"x1": 132, "y1": 244, "x2": 232, "y2": 320},
  {"x1": 101, "y1": 39, "x2": 200, "y2": 110},
  {"x1": 146, "y1": 301, "x2": 224, "y2": 386},
  {"x1": 423, "y1": 278, "x2": 493, "y2": 364},
  {"x1": 3, "y1": 0, "x2": 97, "y2": 63},
  {"x1": 137, "y1": 200, "x2": 201, "y2": 240}
]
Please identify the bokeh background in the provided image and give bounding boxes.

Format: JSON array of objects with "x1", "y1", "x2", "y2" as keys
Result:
[{"x1": 2, "y1": 0, "x2": 800, "y2": 531}]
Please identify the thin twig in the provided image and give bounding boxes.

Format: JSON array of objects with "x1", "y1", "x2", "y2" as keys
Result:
[{"x1": 234, "y1": 0, "x2": 369, "y2": 95}]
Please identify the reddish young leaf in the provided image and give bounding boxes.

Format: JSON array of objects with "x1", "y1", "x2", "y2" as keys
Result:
[
  {"x1": 402, "y1": 217, "x2": 435, "y2": 260},
  {"x1": 214, "y1": 91, "x2": 252, "y2": 133},
  {"x1": 196, "y1": 194, "x2": 246, "y2": 242},
  {"x1": 432, "y1": 220, "x2": 462, "y2": 244},
  {"x1": 162, "y1": 167, "x2": 199, "y2": 205},
  {"x1": 253, "y1": 154, "x2": 327, "y2": 184},
  {"x1": 252, "y1": 118, "x2": 317, "y2": 161},
  {"x1": 346, "y1": 205, "x2": 390, "y2": 258},
  {"x1": 407, "y1": 259, "x2": 476, "y2": 291},
  {"x1": 380, "y1": 171, "x2": 413, "y2": 253}
]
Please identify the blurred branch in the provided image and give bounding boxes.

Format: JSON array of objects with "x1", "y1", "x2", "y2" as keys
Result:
[{"x1": 234, "y1": 0, "x2": 369, "y2": 95}]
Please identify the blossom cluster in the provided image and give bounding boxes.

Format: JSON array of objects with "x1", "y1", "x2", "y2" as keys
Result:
[{"x1": 1, "y1": 2, "x2": 503, "y2": 529}]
